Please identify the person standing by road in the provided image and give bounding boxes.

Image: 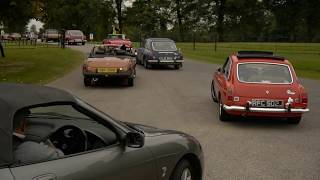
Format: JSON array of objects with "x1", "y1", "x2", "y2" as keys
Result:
[{"x1": 60, "y1": 29, "x2": 65, "y2": 49}]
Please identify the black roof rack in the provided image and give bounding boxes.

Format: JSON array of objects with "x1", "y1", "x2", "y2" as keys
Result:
[{"x1": 237, "y1": 51, "x2": 285, "y2": 61}]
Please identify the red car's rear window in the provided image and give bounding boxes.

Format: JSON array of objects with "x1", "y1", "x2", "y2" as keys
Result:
[{"x1": 237, "y1": 62, "x2": 293, "y2": 84}]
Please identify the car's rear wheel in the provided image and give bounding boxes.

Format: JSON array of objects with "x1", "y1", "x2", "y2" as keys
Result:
[
  {"x1": 136, "y1": 57, "x2": 140, "y2": 65},
  {"x1": 171, "y1": 160, "x2": 194, "y2": 180},
  {"x1": 211, "y1": 81, "x2": 218, "y2": 102},
  {"x1": 144, "y1": 58, "x2": 151, "y2": 69},
  {"x1": 84, "y1": 76, "x2": 91, "y2": 87},
  {"x1": 288, "y1": 116, "x2": 301, "y2": 124},
  {"x1": 127, "y1": 78, "x2": 134, "y2": 87},
  {"x1": 218, "y1": 97, "x2": 229, "y2": 121}
]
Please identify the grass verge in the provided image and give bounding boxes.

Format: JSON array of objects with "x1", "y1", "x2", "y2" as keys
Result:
[
  {"x1": 176, "y1": 42, "x2": 320, "y2": 80},
  {"x1": 0, "y1": 47, "x2": 84, "y2": 84}
]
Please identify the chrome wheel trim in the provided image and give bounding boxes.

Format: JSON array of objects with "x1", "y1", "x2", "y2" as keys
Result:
[{"x1": 181, "y1": 168, "x2": 192, "y2": 180}]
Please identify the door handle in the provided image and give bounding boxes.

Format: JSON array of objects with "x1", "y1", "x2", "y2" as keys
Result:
[{"x1": 33, "y1": 173, "x2": 57, "y2": 180}]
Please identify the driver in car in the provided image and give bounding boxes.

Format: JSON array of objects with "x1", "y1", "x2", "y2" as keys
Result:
[{"x1": 13, "y1": 109, "x2": 64, "y2": 163}]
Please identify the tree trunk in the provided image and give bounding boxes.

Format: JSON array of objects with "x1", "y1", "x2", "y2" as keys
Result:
[
  {"x1": 0, "y1": 41, "x2": 5, "y2": 58},
  {"x1": 216, "y1": 0, "x2": 226, "y2": 42},
  {"x1": 115, "y1": 0, "x2": 123, "y2": 33},
  {"x1": 175, "y1": 0, "x2": 184, "y2": 42}
]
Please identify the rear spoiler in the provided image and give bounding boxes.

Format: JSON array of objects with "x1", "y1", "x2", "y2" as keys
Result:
[{"x1": 237, "y1": 51, "x2": 285, "y2": 61}]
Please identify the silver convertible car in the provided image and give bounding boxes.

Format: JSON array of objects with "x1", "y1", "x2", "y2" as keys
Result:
[{"x1": 0, "y1": 83, "x2": 203, "y2": 180}]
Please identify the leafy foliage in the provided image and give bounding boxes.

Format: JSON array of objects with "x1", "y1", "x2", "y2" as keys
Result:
[{"x1": 1, "y1": 0, "x2": 319, "y2": 42}]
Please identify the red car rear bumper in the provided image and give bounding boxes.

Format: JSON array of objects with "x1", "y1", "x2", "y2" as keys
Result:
[{"x1": 223, "y1": 104, "x2": 309, "y2": 117}]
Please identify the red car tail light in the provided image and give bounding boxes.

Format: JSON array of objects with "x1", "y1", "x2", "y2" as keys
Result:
[
  {"x1": 301, "y1": 93, "x2": 308, "y2": 104},
  {"x1": 83, "y1": 64, "x2": 96, "y2": 73},
  {"x1": 226, "y1": 88, "x2": 233, "y2": 101}
]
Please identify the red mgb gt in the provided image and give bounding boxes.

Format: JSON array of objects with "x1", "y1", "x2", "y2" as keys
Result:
[{"x1": 211, "y1": 51, "x2": 309, "y2": 124}]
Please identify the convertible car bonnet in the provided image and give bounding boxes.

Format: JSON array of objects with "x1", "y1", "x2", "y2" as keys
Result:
[{"x1": 0, "y1": 83, "x2": 76, "y2": 165}]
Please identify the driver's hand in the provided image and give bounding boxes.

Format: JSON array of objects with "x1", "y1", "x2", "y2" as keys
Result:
[
  {"x1": 43, "y1": 139, "x2": 64, "y2": 156},
  {"x1": 44, "y1": 139, "x2": 56, "y2": 148}
]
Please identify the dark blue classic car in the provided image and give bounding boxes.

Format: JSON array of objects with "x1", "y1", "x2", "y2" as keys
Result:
[{"x1": 136, "y1": 38, "x2": 184, "y2": 69}]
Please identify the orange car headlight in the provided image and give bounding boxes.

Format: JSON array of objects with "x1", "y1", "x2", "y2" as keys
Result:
[{"x1": 119, "y1": 67, "x2": 129, "y2": 71}]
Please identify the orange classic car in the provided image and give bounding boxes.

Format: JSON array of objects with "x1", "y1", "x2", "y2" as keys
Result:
[
  {"x1": 83, "y1": 45, "x2": 136, "y2": 87},
  {"x1": 211, "y1": 51, "x2": 309, "y2": 124}
]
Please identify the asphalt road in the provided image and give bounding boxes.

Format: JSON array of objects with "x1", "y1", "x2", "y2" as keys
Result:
[{"x1": 49, "y1": 45, "x2": 320, "y2": 180}]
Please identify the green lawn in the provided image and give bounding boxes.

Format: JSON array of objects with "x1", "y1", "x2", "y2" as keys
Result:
[
  {"x1": 0, "y1": 47, "x2": 84, "y2": 84},
  {"x1": 176, "y1": 42, "x2": 320, "y2": 80}
]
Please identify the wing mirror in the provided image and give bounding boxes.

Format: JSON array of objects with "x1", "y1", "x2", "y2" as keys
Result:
[
  {"x1": 126, "y1": 132, "x2": 144, "y2": 148},
  {"x1": 218, "y1": 67, "x2": 222, "y2": 72}
]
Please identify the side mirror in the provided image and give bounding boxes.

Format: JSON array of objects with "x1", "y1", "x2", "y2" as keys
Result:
[
  {"x1": 218, "y1": 67, "x2": 222, "y2": 72},
  {"x1": 126, "y1": 132, "x2": 144, "y2": 148}
]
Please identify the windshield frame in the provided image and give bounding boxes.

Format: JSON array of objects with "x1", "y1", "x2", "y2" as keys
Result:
[
  {"x1": 236, "y1": 62, "x2": 294, "y2": 85},
  {"x1": 151, "y1": 41, "x2": 177, "y2": 51}
]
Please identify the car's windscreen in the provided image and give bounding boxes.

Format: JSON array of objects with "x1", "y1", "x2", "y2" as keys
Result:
[
  {"x1": 69, "y1": 30, "x2": 83, "y2": 36},
  {"x1": 238, "y1": 63, "x2": 293, "y2": 84},
  {"x1": 107, "y1": 34, "x2": 124, "y2": 39},
  {"x1": 151, "y1": 41, "x2": 177, "y2": 51},
  {"x1": 29, "y1": 105, "x2": 91, "y2": 121},
  {"x1": 47, "y1": 30, "x2": 58, "y2": 34}
]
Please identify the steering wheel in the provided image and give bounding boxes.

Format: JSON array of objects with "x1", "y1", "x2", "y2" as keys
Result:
[{"x1": 49, "y1": 125, "x2": 87, "y2": 155}]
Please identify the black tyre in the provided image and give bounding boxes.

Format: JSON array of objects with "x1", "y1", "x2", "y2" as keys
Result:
[
  {"x1": 82, "y1": 42, "x2": 85, "y2": 45},
  {"x1": 84, "y1": 77, "x2": 91, "y2": 87},
  {"x1": 171, "y1": 160, "x2": 195, "y2": 180},
  {"x1": 218, "y1": 97, "x2": 229, "y2": 121},
  {"x1": 127, "y1": 78, "x2": 134, "y2": 87},
  {"x1": 144, "y1": 58, "x2": 150, "y2": 69},
  {"x1": 174, "y1": 64, "x2": 180, "y2": 70},
  {"x1": 211, "y1": 81, "x2": 218, "y2": 102},
  {"x1": 288, "y1": 116, "x2": 301, "y2": 124},
  {"x1": 136, "y1": 57, "x2": 140, "y2": 65}
]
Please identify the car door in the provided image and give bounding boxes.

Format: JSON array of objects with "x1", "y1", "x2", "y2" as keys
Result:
[
  {"x1": 0, "y1": 168, "x2": 15, "y2": 180},
  {"x1": 215, "y1": 57, "x2": 232, "y2": 101},
  {"x1": 10, "y1": 104, "x2": 157, "y2": 180},
  {"x1": 10, "y1": 145, "x2": 157, "y2": 180}
]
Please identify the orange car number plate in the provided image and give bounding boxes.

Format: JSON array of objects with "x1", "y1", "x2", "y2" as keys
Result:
[{"x1": 97, "y1": 68, "x2": 117, "y2": 73}]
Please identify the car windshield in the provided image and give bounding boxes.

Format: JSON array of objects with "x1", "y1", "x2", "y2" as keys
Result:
[
  {"x1": 90, "y1": 46, "x2": 132, "y2": 60},
  {"x1": 47, "y1": 30, "x2": 58, "y2": 34},
  {"x1": 28, "y1": 105, "x2": 91, "y2": 121},
  {"x1": 108, "y1": 34, "x2": 124, "y2": 40},
  {"x1": 151, "y1": 41, "x2": 177, "y2": 51},
  {"x1": 237, "y1": 63, "x2": 293, "y2": 84},
  {"x1": 69, "y1": 30, "x2": 83, "y2": 36}
]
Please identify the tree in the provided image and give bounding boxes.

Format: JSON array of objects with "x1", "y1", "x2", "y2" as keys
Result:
[
  {"x1": 30, "y1": 24, "x2": 37, "y2": 33},
  {"x1": 0, "y1": 0, "x2": 34, "y2": 33},
  {"x1": 41, "y1": 0, "x2": 115, "y2": 40},
  {"x1": 115, "y1": 0, "x2": 123, "y2": 33}
]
